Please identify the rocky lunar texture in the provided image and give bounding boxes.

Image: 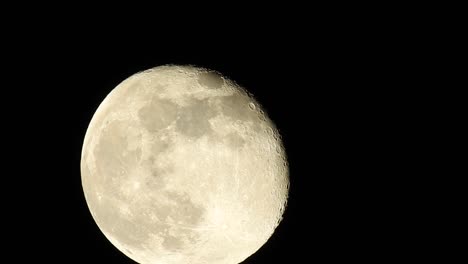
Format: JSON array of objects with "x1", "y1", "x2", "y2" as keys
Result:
[{"x1": 81, "y1": 65, "x2": 289, "y2": 264}]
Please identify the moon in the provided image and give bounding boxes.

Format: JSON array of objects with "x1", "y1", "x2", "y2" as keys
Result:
[{"x1": 81, "y1": 65, "x2": 289, "y2": 264}]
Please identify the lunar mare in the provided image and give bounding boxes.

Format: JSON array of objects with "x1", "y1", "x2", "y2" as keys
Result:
[{"x1": 81, "y1": 65, "x2": 289, "y2": 264}]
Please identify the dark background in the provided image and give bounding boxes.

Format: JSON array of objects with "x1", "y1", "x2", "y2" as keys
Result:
[{"x1": 4, "y1": 13, "x2": 408, "y2": 263}]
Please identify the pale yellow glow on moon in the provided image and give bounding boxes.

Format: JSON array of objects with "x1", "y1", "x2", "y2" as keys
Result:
[{"x1": 81, "y1": 65, "x2": 289, "y2": 264}]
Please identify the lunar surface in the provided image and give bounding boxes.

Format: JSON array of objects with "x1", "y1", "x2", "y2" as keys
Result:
[{"x1": 81, "y1": 65, "x2": 289, "y2": 264}]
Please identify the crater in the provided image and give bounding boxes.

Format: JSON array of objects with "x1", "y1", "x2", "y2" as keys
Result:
[
  {"x1": 219, "y1": 92, "x2": 257, "y2": 122},
  {"x1": 198, "y1": 71, "x2": 224, "y2": 89}
]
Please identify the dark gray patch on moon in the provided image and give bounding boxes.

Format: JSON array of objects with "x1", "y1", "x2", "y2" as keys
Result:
[
  {"x1": 198, "y1": 71, "x2": 224, "y2": 89},
  {"x1": 165, "y1": 191, "x2": 205, "y2": 225},
  {"x1": 220, "y1": 93, "x2": 257, "y2": 122},
  {"x1": 145, "y1": 164, "x2": 173, "y2": 190},
  {"x1": 142, "y1": 138, "x2": 174, "y2": 190},
  {"x1": 146, "y1": 191, "x2": 205, "y2": 252},
  {"x1": 224, "y1": 132, "x2": 246, "y2": 148},
  {"x1": 138, "y1": 98, "x2": 179, "y2": 132},
  {"x1": 150, "y1": 138, "x2": 170, "y2": 155},
  {"x1": 176, "y1": 98, "x2": 216, "y2": 138},
  {"x1": 162, "y1": 235, "x2": 184, "y2": 251}
]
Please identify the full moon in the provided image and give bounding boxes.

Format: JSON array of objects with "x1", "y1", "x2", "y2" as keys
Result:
[{"x1": 81, "y1": 65, "x2": 289, "y2": 264}]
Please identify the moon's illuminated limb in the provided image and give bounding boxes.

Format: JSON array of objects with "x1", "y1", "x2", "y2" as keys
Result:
[{"x1": 81, "y1": 65, "x2": 289, "y2": 264}]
